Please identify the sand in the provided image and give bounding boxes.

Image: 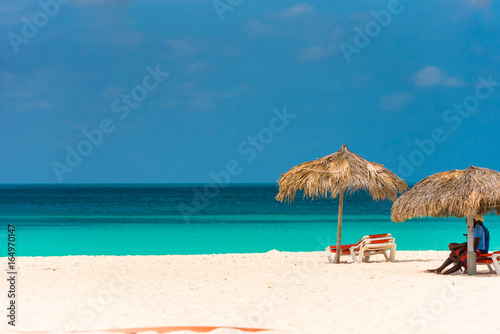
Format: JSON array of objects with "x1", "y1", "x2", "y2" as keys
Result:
[{"x1": 2, "y1": 251, "x2": 500, "y2": 334}]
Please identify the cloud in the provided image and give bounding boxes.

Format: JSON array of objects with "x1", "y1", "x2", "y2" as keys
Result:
[
  {"x1": 110, "y1": 29, "x2": 144, "y2": 50},
  {"x1": 348, "y1": 12, "x2": 372, "y2": 22},
  {"x1": 101, "y1": 86, "x2": 125, "y2": 101},
  {"x1": 186, "y1": 61, "x2": 211, "y2": 75},
  {"x1": 276, "y1": 4, "x2": 314, "y2": 19},
  {"x1": 180, "y1": 81, "x2": 198, "y2": 90},
  {"x1": 298, "y1": 44, "x2": 337, "y2": 62},
  {"x1": 166, "y1": 38, "x2": 199, "y2": 56},
  {"x1": 297, "y1": 28, "x2": 342, "y2": 62},
  {"x1": 378, "y1": 92, "x2": 415, "y2": 112},
  {"x1": 15, "y1": 99, "x2": 50, "y2": 113},
  {"x1": 220, "y1": 83, "x2": 251, "y2": 100},
  {"x1": 331, "y1": 27, "x2": 344, "y2": 42},
  {"x1": 0, "y1": 67, "x2": 56, "y2": 113},
  {"x1": 244, "y1": 19, "x2": 275, "y2": 38},
  {"x1": 163, "y1": 80, "x2": 216, "y2": 113},
  {"x1": 72, "y1": 0, "x2": 104, "y2": 5},
  {"x1": 0, "y1": 2, "x2": 31, "y2": 13},
  {"x1": 186, "y1": 91, "x2": 214, "y2": 111},
  {"x1": 467, "y1": 0, "x2": 491, "y2": 9},
  {"x1": 0, "y1": 2, "x2": 32, "y2": 27},
  {"x1": 412, "y1": 66, "x2": 465, "y2": 87}
]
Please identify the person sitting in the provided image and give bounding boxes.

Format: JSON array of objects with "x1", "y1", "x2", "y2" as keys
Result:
[
  {"x1": 427, "y1": 242, "x2": 466, "y2": 274},
  {"x1": 442, "y1": 214, "x2": 489, "y2": 275},
  {"x1": 427, "y1": 214, "x2": 489, "y2": 275}
]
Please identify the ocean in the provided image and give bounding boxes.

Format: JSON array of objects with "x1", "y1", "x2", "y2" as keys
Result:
[{"x1": 0, "y1": 184, "x2": 498, "y2": 256}]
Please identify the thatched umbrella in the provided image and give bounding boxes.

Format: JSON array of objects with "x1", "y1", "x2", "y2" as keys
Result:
[
  {"x1": 391, "y1": 165, "x2": 500, "y2": 275},
  {"x1": 276, "y1": 144, "x2": 408, "y2": 263}
]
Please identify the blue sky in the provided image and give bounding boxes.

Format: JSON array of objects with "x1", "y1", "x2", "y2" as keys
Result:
[{"x1": 1, "y1": 0, "x2": 499, "y2": 183}]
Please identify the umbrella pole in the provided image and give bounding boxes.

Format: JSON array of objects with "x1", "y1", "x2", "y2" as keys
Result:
[
  {"x1": 334, "y1": 190, "x2": 344, "y2": 264},
  {"x1": 466, "y1": 214, "x2": 476, "y2": 275}
]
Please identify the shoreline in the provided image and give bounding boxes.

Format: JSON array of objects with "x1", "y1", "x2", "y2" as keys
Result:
[
  {"x1": 2, "y1": 251, "x2": 499, "y2": 334},
  {"x1": 0, "y1": 248, "x2": 452, "y2": 258}
]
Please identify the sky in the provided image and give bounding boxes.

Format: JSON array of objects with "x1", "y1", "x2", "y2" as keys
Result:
[{"x1": 1, "y1": 0, "x2": 499, "y2": 184}]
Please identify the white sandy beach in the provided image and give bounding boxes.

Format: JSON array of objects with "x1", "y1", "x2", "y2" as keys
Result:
[{"x1": 2, "y1": 251, "x2": 500, "y2": 334}]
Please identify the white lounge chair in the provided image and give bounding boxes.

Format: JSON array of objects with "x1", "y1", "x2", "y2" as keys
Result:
[
  {"x1": 476, "y1": 252, "x2": 500, "y2": 275},
  {"x1": 326, "y1": 233, "x2": 397, "y2": 263}
]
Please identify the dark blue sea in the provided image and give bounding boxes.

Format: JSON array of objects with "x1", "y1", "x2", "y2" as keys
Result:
[{"x1": 0, "y1": 184, "x2": 498, "y2": 256}]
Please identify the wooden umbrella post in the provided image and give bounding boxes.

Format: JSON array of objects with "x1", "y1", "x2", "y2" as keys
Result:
[
  {"x1": 466, "y1": 214, "x2": 476, "y2": 275},
  {"x1": 334, "y1": 190, "x2": 344, "y2": 264}
]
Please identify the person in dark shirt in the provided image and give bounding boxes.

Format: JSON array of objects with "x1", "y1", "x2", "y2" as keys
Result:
[{"x1": 427, "y1": 214, "x2": 489, "y2": 275}]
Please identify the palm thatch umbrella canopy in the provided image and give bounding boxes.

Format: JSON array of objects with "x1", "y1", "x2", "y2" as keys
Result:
[
  {"x1": 276, "y1": 144, "x2": 408, "y2": 263},
  {"x1": 391, "y1": 165, "x2": 500, "y2": 275}
]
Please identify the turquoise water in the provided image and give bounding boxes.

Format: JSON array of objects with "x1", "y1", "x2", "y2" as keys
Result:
[{"x1": 0, "y1": 184, "x2": 499, "y2": 256}]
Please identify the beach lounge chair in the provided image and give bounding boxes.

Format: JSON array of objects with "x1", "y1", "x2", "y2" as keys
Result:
[
  {"x1": 326, "y1": 233, "x2": 397, "y2": 263},
  {"x1": 476, "y1": 251, "x2": 500, "y2": 275}
]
